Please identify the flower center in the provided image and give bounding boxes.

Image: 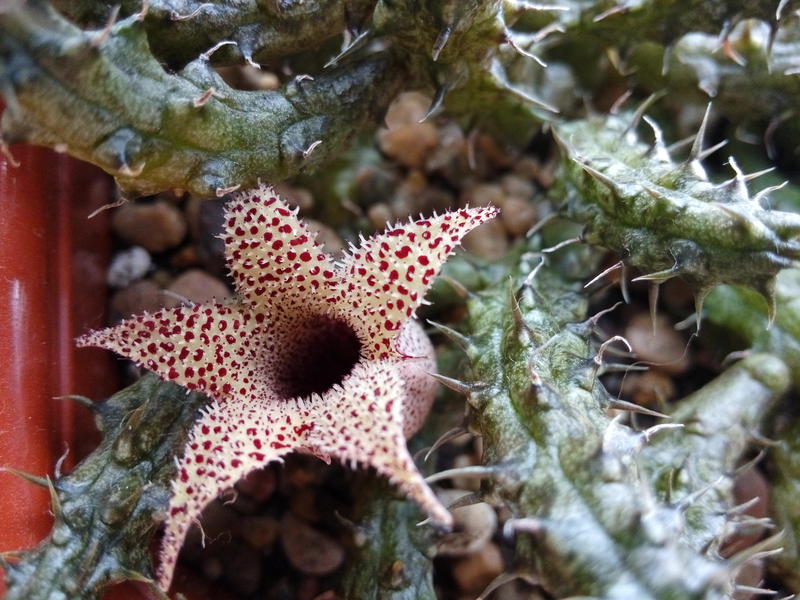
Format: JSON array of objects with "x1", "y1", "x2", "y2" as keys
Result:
[{"x1": 273, "y1": 316, "x2": 362, "y2": 399}]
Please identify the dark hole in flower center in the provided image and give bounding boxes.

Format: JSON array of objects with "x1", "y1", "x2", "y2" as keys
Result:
[{"x1": 273, "y1": 316, "x2": 362, "y2": 399}]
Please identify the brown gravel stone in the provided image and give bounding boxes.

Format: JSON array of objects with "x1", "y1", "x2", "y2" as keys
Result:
[
  {"x1": 367, "y1": 203, "x2": 394, "y2": 231},
  {"x1": 436, "y1": 490, "x2": 498, "y2": 557},
  {"x1": 236, "y1": 468, "x2": 277, "y2": 503},
  {"x1": 426, "y1": 122, "x2": 466, "y2": 172},
  {"x1": 624, "y1": 312, "x2": 690, "y2": 375},
  {"x1": 460, "y1": 183, "x2": 504, "y2": 208},
  {"x1": 182, "y1": 501, "x2": 241, "y2": 563},
  {"x1": 722, "y1": 466, "x2": 770, "y2": 558},
  {"x1": 273, "y1": 183, "x2": 314, "y2": 211},
  {"x1": 202, "y1": 556, "x2": 223, "y2": 580},
  {"x1": 240, "y1": 515, "x2": 281, "y2": 551},
  {"x1": 390, "y1": 170, "x2": 429, "y2": 220},
  {"x1": 112, "y1": 200, "x2": 187, "y2": 253},
  {"x1": 450, "y1": 454, "x2": 482, "y2": 492},
  {"x1": 379, "y1": 92, "x2": 439, "y2": 169},
  {"x1": 463, "y1": 218, "x2": 509, "y2": 260},
  {"x1": 110, "y1": 280, "x2": 169, "y2": 318},
  {"x1": 289, "y1": 487, "x2": 322, "y2": 523},
  {"x1": 170, "y1": 245, "x2": 201, "y2": 269},
  {"x1": 220, "y1": 541, "x2": 263, "y2": 595},
  {"x1": 500, "y1": 174, "x2": 534, "y2": 200},
  {"x1": 186, "y1": 197, "x2": 227, "y2": 277},
  {"x1": 451, "y1": 542, "x2": 504, "y2": 595},
  {"x1": 620, "y1": 369, "x2": 677, "y2": 407},
  {"x1": 306, "y1": 219, "x2": 346, "y2": 255},
  {"x1": 167, "y1": 269, "x2": 231, "y2": 304},
  {"x1": 500, "y1": 196, "x2": 538, "y2": 236},
  {"x1": 281, "y1": 514, "x2": 345, "y2": 576}
]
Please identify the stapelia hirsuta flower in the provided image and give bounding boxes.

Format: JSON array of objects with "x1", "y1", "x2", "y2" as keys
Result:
[{"x1": 78, "y1": 185, "x2": 498, "y2": 591}]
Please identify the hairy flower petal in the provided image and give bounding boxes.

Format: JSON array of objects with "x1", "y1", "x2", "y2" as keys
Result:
[
  {"x1": 224, "y1": 185, "x2": 341, "y2": 315},
  {"x1": 77, "y1": 185, "x2": 498, "y2": 592},
  {"x1": 339, "y1": 206, "x2": 500, "y2": 359},
  {"x1": 77, "y1": 303, "x2": 268, "y2": 401}
]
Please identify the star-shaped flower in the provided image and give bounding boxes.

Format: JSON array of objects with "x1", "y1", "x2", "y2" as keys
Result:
[{"x1": 78, "y1": 185, "x2": 498, "y2": 591}]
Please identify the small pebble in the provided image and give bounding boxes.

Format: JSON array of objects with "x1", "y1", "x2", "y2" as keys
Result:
[
  {"x1": 186, "y1": 197, "x2": 227, "y2": 277},
  {"x1": 367, "y1": 203, "x2": 394, "y2": 231},
  {"x1": 474, "y1": 134, "x2": 515, "y2": 169},
  {"x1": 500, "y1": 174, "x2": 534, "y2": 200},
  {"x1": 732, "y1": 560, "x2": 765, "y2": 600},
  {"x1": 112, "y1": 201, "x2": 187, "y2": 253},
  {"x1": 460, "y1": 183, "x2": 504, "y2": 208},
  {"x1": 281, "y1": 514, "x2": 345, "y2": 576},
  {"x1": 451, "y1": 454, "x2": 482, "y2": 492},
  {"x1": 170, "y1": 245, "x2": 201, "y2": 269},
  {"x1": 463, "y1": 219, "x2": 509, "y2": 260},
  {"x1": 390, "y1": 170, "x2": 429, "y2": 220},
  {"x1": 355, "y1": 164, "x2": 399, "y2": 205},
  {"x1": 620, "y1": 370, "x2": 676, "y2": 407},
  {"x1": 110, "y1": 280, "x2": 169, "y2": 318},
  {"x1": 273, "y1": 183, "x2": 314, "y2": 211},
  {"x1": 220, "y1": 541, "x2": 262, "y2": 596},
  {"x1": 236, "y1": 468, "x2": 277, "y2": 503},
  {"x1": 436, "y1": 489, "x2": 498, "y2": 557},
  {"x1": 500, "y1": 196, "x2": 537, "y2": 237},
  {"x1": 289, "y1": 487, "x2": 322, "y2": 523},
  {"x1": 624, "y1": 312, "x2": 690, "y2": 375},
  {"x1": 167, "y1": 269, "x2": 231, "y2": 304},
  {"x1": 202, "y1": 556, "x2": 223, "y2": 581},
  {"x1": 379, "y1": 92, "x2": 439, "y2": 169},
  {"x1": 451, "y1": 542, "x2": 504, "y2": 595},
  {"x1": 722, "y1": 466, "x2": 770, "y2": 557},
  {"x1": 107, "y1": 246, "x2": 152, "y2": 288},
  {"x1": 240, "y1": 516, "x2": 281, "y2": 550},
  {"x1": 182, "y1": 501, "x2": 240, "y2": 564},
  {"x1": 306, "y1": 219, "x2": 345, "y2": 255},
  {"x1": 426, "y1": 122, "x2": 466, "y2": 172}
]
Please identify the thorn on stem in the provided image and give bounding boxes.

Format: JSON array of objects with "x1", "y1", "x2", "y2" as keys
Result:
[
  {"x1": 193, "y1": 87, "x2": 217, "y2": 108},
  {"x1": 302, "y1": 140, "x2": 322, "y2": 159},
  {"x1": 215, "y1": 184, "x2": 241, "y2": 198},
  {"x1": 92, "y1": 5, "x2": 120, "y2": 47}
]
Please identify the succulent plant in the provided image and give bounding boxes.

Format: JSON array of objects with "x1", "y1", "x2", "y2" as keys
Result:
[
  {"x1": 556, "y1": 109, "x2": 800, "y2": 324},
  {"x1": 3, "y1": 0, "x2": 800, "y2": 598},
  {"x1": 453, "y1": 240, "x2": 789, "y2": 599},
  {"x1": 2, "y1": 375, "x2": 203, "y2": 600}
]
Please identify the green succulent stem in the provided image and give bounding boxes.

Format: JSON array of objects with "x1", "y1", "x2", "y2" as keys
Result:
[
  {"x1": 51, "y1": 0, "x2": 378, "y2": 68},
  {"x1": 2, "y1": 375, "x2": 206, "y2": 600},
  {"x1": 555, "y1": 112, "x2": 800, "y2": 317},
  {"x1": 460, "y1": 244, "x2": 789, "y2": 598},
  {"x1": 340, "y1": 476, "x2": 437, "y2": 600},
  {"x1": 0, "y1": 1, "x2": 403, "y2": 197}
]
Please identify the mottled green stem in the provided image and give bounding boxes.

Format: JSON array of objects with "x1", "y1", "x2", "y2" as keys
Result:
[
  {"x1": 460, "y1": 246, "x2": 788, "y2": 598},
  {"x1": 3, "y1": 375, "x2": 206, "y2": 600},
  {"x1": 769, "y1": 417, "x2": 800, "y2": 590},
  {"x1": 706, "y1": 269, "x2": 800, "y2": 388},
  {"x1": 340, "y1": 477, "x2": 437, "y2": 600},
  {"x1": 0, "y1": 1, "x2": 403, "y2": 197},
  {"x1": 52, "y1": 0, "x2": 377, "y2": 67},
  {"x1": 555, "y1": 112, "x2": 800, "y2": 317},
  {"x1": 542, "y1": 0, "x2": 795, "y2": 48}
]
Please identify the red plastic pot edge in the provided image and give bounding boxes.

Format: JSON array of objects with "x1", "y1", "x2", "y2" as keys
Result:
[{"x1": 0, "y1": 143, "x2": 119, "y2": 595}]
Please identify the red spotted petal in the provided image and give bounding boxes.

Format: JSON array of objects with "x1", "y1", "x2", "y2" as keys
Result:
[
  {"x1": 338, "y1": 206, "x2": 499, "y2": 359},
  {"x1": 308, "y1": 359, "x2": 451, "y2": 527},
  {"x1": 224, "y1": 184, "x2": 341, "y2": 315},
  {"x1": 157, "y1": 393, "x2": 303, "y2": 589},
  {"x1": 77, "y1": 187, "x2": 499, "y2": 594},
  {"x1": 77, "y1": 303, "x2": 269, "y2": 401}
]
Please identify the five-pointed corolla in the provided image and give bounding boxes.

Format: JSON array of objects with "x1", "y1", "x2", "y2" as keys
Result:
[{"x1": 78, "y1": 185, "x2": 498, "y2": 591}]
